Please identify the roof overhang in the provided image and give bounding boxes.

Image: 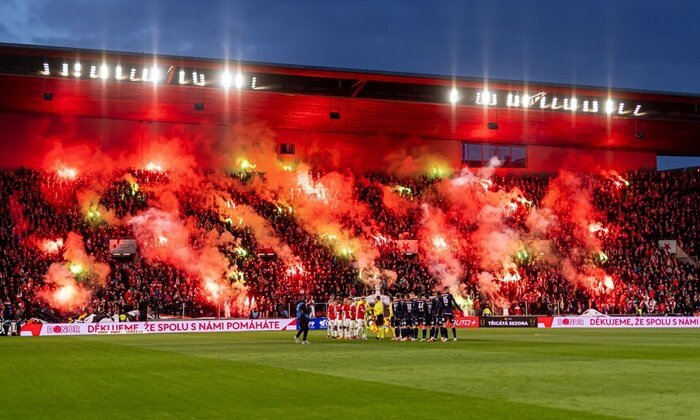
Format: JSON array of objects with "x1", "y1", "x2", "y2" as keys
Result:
[{"x1": 0, "y1": 43, "x2": 698, "y2": 155}]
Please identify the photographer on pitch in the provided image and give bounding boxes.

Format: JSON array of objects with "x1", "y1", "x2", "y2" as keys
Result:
[{"x1": 294, "y1": 297, "x2": 313, "y2": 344}]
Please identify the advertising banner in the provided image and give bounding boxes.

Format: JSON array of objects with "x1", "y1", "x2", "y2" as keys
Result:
[
  {"x1": 453, "y1": 316, "x2": 479, "y2": 328},
  {"x1": 537, "y1": 317, "x2": 554, "y2": 328},
  {"x1": 20, "y1": 318, "x2": 297, "y2": 337},
  {"x1": 547, "y1": 316, "x2": 700, "y2": 328},
  {"x1": 479, "y1": 316, "x2": 537, "y2": 328},
  {"x1": 303, "y1": 318, "x2": 329, "y2": 330}
]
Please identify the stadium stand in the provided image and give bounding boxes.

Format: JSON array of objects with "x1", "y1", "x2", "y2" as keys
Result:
[{"x1": 0, "y1": 168, "x2": 698, "y2": 324}]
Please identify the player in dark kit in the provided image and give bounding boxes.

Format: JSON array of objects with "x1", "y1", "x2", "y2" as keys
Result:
[
  {"x1": 437, "y1": 288, "x2": 459, "y2": 342},
  {"x1": 428, "y1": 291, "x2": 441, "y2": 342},
  {"x1": 417, "y1": 294, "x2": 430, "y2": 341},
  {"x1": 398, "y1": 295, "x2": 408, "y2": 341},
  {"x1": 402, "y1": 294, "x2": 416, "y2": 341},
  {"x1": 391, "y1": 295, "x2": 403, "y2": 341},
  {"x1": 410, "y1": 294, "x2": 420, "y2": 340}
]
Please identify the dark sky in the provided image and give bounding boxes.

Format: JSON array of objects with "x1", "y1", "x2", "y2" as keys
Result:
[
  {"x1": 1, "y1": 0, "x2": 699, "y2": 167},
  {"x1": 1, "y1": 0, "x2": 699, "y2": 94}
]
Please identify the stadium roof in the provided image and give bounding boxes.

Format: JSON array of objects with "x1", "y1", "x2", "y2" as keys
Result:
[{"x1": 0, "y1": 43, "x2": 699, "y2": 156}]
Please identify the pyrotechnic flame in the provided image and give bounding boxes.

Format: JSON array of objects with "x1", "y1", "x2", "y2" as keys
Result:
[
  {"x1": 516, "y1": 249, "x2": 529, "y2": 261},
  {"x1": 239, "y1": 159, "x2": 256, "y2": 171},
  {"x1": 275, "y1": 203, "x2": 293, "y2": 214},
  {"x1": 615, "y1": 175, "x2": 630, "y2": 187},
  {"x1": 588, "y1": 222, "x2": 609, "y2": 234},
  {"x1": 56, "y1": 166, "x2": 78, "y2": 180},
  {"x1": 604, "y1": 276, "x2": 614, "y2": 290},
  {"x1": 157, "y1": 235, "x2": 168, "y2": 246},
  {"x1": 145, "y1": 161, "x2": 163, "y2": 172},
  {"x1": 129, "y1": 180, "x2": 139, "y2": 195},
  {"x1": 604, "y1": 172, "x2": 630, "y2": 188},
  {"x1": 41, "y1": 232, "x2": 108, "y2": 311},
  {"x1": 68, "y1": 263, "x2": 83, "y2": 275},
  {"x1": 54, "y1": 284, "x2": 77, "y2": 305},
  {"x1": 235, "y1": 247, "x2": 248, "y2": 257},
  {"x1": 392, "y1": 185, "x2": 413, "y2": 196},
  {"x1": 339, "y1": 245, "x2": 354, "y2": 257},
  {"x1": 598, "y1": 251, "x2": 609, "y2": 263},
  {"x1": 87, "y1": 207, "x2": 101, "y2": 221},
  {"x1": 204, "y1": 279, "x2": 222, "y2": 300},
  {"x1": 429, "y1": 165, "x2": 448, "y2": 179},
  {"x1": 432, "y1": 235, "x2": 448, "y2": 251},
  {"x1": 41, "y1": 238, "x2": 64, "y2": 254}
]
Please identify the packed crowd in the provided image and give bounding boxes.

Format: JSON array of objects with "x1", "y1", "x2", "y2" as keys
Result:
[{"x1": 0, "y1": 167, "x2": 698, "y2": 324}]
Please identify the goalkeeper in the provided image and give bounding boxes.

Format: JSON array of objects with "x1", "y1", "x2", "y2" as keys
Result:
[{"x1": 372, "y1": 296, "x2": 386, "y2": 340}]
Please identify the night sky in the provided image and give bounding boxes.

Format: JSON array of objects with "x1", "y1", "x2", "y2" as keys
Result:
[{"x1": 1, "y1": 0, "x2": 698, "y2": 167}]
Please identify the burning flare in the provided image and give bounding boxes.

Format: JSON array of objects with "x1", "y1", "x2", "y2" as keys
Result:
[
  {"x1": 56, "y1": 166, "x2": 78, "y2": 179},
  {"x1": 145, "y1": 161, "x2": 163, "y2": 172},
  {"x1": 40, "y1": 238, "x2": 64, "y2": 254}
]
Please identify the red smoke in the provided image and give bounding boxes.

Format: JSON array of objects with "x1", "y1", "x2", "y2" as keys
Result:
[
  {"x1": 40, "y1": 232, "x2": 110, "y2": 312},
  {"x1": 19, "y1": 119, "x2": 623, "y2": 314}
]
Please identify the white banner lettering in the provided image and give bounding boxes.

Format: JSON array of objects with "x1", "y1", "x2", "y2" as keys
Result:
[
  {"x1": 550, "y1": 316, "x2": 700, "y2": 328},
  {"x1": 21, "y1": 318, "x2": 297, "y2": 337}
]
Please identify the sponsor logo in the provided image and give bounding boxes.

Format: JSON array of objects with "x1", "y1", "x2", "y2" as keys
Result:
[
  {"x1": 46, "y1": 325, "x2": 82, "y2": 335},
  {"x1": 558, "y1": 318, "x2": 584, "y2": 326},
  {"x1": 537, "y1": 316, "x2": 554, "y2": 328},
  {"x1": 304, "y1": 318, "x2": 329, "y2": 330},
  {"x1": 454, "y1": 317, "x2": 479, "y2": 328}
]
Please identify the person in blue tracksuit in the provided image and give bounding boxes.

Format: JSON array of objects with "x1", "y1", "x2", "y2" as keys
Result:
[{"x1": 295, "y1": 298, "x2": 313, "y2": 344}]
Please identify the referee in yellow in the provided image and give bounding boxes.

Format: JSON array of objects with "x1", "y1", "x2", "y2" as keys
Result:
[{"x1": 373, "y1": 296, "x2": 386, "y2": 340}]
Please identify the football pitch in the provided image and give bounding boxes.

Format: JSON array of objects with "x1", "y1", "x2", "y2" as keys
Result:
[{"x1": 2, "y1": 329, "x2": 700, "y2": 419}]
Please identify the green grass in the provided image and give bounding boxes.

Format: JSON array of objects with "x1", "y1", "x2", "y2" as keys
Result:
[{"x1": 2, "y1": 329, "x2": 700, "y2": 419}]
